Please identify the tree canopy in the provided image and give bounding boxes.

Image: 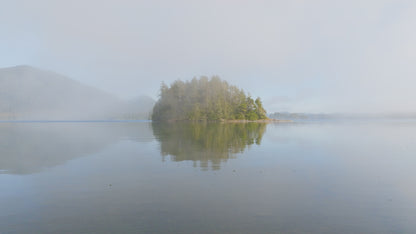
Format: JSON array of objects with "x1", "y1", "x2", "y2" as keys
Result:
[{"x1": 152, "y1": 76, "x2": 267, "y2": 121}]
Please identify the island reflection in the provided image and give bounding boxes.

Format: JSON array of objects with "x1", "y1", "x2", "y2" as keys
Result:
[{"x1": 152, "y1": 122, "x2": 266, "y2": 170}]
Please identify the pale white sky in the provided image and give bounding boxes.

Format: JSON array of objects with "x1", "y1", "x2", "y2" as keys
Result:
[{"x1": 1, "y1": 0, "x2": 415, "y2": 113}]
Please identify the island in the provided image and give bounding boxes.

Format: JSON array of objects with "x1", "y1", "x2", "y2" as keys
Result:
[{"x1": 152, "y1": 76, "x2": 271, "y2": 122}]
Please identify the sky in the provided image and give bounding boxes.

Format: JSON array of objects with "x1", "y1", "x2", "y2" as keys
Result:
[{"x1": 1, "y1": 0, "x2": 416, "y2": 114}]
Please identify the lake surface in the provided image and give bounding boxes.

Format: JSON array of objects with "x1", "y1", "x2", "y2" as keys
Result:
[{"x1": 1, "y1": 120, "x2": 416, "y2": 233}]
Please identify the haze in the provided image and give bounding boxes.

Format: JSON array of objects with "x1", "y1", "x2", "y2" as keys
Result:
[{"x1": 1, "y1": 0, "x2": 415, "y2": 114}]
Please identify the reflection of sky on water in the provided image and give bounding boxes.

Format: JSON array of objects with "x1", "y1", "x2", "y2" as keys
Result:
[
  {"x1": 1, "y1": 122, "x2": 416, "y2": 233},
  {"x1": 0, "y1": 122, "x2": 153, "y2": 174}
]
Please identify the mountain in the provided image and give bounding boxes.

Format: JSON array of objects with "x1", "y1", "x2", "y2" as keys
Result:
[{"x1": 0, "y1": 65, "x2": 154, "y2": 120}]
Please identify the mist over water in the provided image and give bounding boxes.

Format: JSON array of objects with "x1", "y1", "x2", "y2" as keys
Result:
[
  {"x1": 2, "y1": 1, "x2": 416, "y2": 233},
  {"x1": 1, "y1": 121, "x2": 416, "y2": 233}
]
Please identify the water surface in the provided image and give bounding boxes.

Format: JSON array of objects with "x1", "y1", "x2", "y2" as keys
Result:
[{"x1": 1, "y1": 121, "x2": 416, "y2": 233}]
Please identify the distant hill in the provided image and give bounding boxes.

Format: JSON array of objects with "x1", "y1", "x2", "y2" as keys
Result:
[
  {"x1": 268, "y1": 112, "x2": 416, "y2": 121},
  {"x1": 0, "y1": 65, "x2": 154, "y2": 120},
  {"x1": 269, "y1": 112, "x2": 322, "y2": 120},
  {"x1": 268, "y1": 112, "x2": 346, "y2": 121}
]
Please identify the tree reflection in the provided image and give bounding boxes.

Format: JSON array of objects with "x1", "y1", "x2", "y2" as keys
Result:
[{"x1": 152, "y1": 122, "x2": 266, "y2": 170}]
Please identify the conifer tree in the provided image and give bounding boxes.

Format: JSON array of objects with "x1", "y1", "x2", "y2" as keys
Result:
[{"x1": 152, "y1": 76, "x2": 268, "y2": 121}]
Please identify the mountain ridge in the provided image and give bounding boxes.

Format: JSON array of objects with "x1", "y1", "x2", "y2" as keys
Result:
[{"x1": 0, "y1": 65, "x2": 154, "y2": 120}]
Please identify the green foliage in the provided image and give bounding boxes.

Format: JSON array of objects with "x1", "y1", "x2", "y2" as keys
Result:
[{"x1": 152, "y1": 76, "x2": 268, "y2": 121}]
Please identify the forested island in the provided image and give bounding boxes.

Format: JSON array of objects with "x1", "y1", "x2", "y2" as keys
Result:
[{"x1": 152, "y1": 76, "x2": 268, "y2": 122}]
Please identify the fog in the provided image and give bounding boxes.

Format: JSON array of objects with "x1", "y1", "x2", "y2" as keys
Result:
[
  {"x1": 0, "y1": 66, "x2": 155, "y2": 120},
  {"x1": 1, "y1": 0, "x2": 416, "y2": 114}
]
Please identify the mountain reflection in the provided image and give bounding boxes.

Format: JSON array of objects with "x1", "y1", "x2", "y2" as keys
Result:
[
  {"x1": 0, "y1": 122, "x2": 153, "y2": 174},
  {"x1": 152, "y1": 122, "x2": 266, "y2": 170}
]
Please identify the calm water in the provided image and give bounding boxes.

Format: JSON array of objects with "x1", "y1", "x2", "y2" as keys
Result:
[{"x1": 1, "y1": 121, "x2": 416, "y2": 233}]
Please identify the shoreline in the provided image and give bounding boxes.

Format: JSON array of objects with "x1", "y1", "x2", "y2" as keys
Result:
[
  {"x1": 162, "y1": 118, "x2": 293, "y2": 123},
  {"x1": 221, "y1": 118, "x2": 292, "y2": 123},
  {"x1": 0, "y1": 118, "x2": 292, "y2": 123}
]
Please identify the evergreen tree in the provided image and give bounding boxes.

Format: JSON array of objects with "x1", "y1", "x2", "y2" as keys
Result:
[{"x1": 152, "y1": 76, "x2": 268, "y2": 121}]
